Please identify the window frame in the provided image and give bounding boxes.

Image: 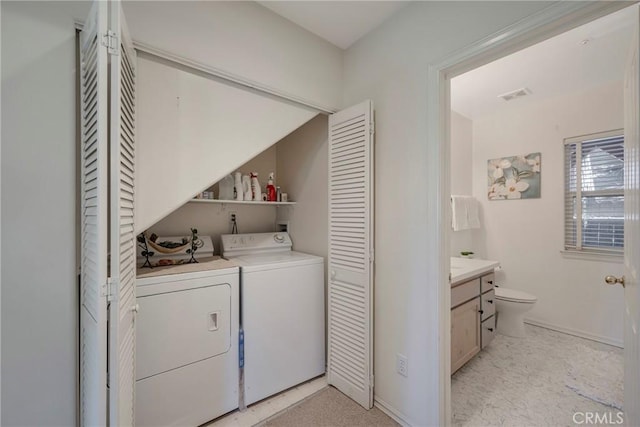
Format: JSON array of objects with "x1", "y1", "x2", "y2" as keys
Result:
[{"x1": 563, "y1": 129, "x2": 624, "y2": 256}]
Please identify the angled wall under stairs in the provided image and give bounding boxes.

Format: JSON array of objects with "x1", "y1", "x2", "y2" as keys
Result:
[{"x1": 135, "y1": 55, "x2": 318, "y2": 233}]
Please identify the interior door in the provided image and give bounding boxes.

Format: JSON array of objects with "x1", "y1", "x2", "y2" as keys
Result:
[
  {"x1": 79, "y1": 1, "x2": 109, "y2": 425},
  {"x1": 623, "y1": 6, "x2": 640, "y2": 425},
  {"x1": 108, "y1": 1, "x2": 137, "y2": 426},
  {"x1": 327, "y1": 100, "x2": 374, "y2": 409}
]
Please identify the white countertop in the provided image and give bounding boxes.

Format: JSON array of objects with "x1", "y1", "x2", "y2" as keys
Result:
[{"x1": 451, "y1": 257, "x2": 500, "y2": 285}]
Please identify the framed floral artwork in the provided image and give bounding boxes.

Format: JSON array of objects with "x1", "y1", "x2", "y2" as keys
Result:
[{"x1": 488, "y1": 153, "x2": 541, "y2": 200}]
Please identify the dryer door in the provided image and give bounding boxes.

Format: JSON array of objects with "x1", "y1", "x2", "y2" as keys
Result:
[{"x1": 136, "y1": 281, "x2": 231, "y2": 380}]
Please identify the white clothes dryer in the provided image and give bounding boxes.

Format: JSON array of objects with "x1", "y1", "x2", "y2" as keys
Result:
[
  {"x1": 221, "y1": 232, "x2": 325, "y2": 406},
  {"x1": 135, "y1": 258, "x2": 239, "y2": 427}
]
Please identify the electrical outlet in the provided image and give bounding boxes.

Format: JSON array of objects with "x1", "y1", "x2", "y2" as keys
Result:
[{"x1": 396, "y1": 353, "x2": 408, "y2": 377}]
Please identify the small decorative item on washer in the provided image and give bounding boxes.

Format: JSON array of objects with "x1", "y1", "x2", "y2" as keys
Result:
[
  {"x1": 281, "y1": 193, "x2": 288, "y2": 202},
  {"x1": 186, "y1": 228, "x2": 204, "y2": 263},
  {"x1": 137, "y1": 232, "x2": 154, "y2": 268}
]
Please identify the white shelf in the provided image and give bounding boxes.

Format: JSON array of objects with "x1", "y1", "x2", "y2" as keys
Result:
[{"x1": 189, "y1": 199, "x2": 296, "y2": 206}]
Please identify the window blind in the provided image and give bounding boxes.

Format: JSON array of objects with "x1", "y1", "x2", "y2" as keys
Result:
[{"x1": 564, "y1": 131, "x2": 624, "y2": 252}]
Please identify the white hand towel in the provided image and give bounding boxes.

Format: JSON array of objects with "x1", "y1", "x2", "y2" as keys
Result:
[
  {"x1": 467, "y1": 197, "x2": 481, "y2": 229},
  {"x1": 451, "y1": 195, "x2": 469, "y2": 231}
]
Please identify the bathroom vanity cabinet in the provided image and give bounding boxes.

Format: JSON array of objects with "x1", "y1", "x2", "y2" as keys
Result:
[{"x1": 450, "y1": 260, "x2": 498, "y2": 375}]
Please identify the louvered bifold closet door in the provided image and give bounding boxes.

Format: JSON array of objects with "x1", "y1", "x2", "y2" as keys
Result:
[
  {"x1": 327, "y1": 100, "x2": 374, "y2": 409},
  {"x1": 108, "y1": 2, "x2": 137, "y2": 426},
  {"x1": 80, "y1": 1, "x2": 109, "y2": 425}
]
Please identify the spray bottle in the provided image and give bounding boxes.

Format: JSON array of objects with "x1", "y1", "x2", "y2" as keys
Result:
[{"x1": 266, "y1": 173, "x2": 276, "y2": 202}]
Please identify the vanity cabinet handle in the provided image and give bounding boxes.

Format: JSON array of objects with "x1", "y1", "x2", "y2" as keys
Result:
[
  {"x1": 487, "y1": 300, "x2": 493, "y2": 304},
  {"x1": 478, "y1": 309, "x2": 484, "y2": 314},
  {"x1": 487, "y1": 327, "x2": 494, "y2": 332},
  {"x1": 487, "y1": 280, "x2": 494, "y2": 284}
]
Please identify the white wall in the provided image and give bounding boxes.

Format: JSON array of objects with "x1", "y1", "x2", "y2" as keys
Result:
[
  {"x1": 450, "y1": 111, "x2": 475, "y2": 257},
  {"x1": 342, "y1": 2, "x2": 556, "y2": 425},
  {"x1": 135, "y1": 57, "x2": 318, "y2": 233},
  {"x1": 123, "y1": 1, "x2": 343, "y2": 111},
  {"x1": 1, "y1": 1, "x2": 90, "y2": 425},
  {"x1": 471, "y1": 81, "x2": 625, "y2": 346},
  {"x1": 151, "y1": 114, "x2": 330, "y2": 259},
  {"x1": 276, "y1": 114, "x2": 329, "y2": 259},
  {"x1": 150, "y1": 146, "x2": 279, "y2": 253},
  {"x1": 0, "y1": 1, "x2": 342, "y2": 423}
]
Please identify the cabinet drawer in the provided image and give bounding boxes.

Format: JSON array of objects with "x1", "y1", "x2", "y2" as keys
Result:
[
  {"x1": 481, "y1": 272, "x2": 495, "y2": 293},
  {"x1": 480, "y1": 289, "x2": 495, "y2": 321},
  {"x1": 451, "y1": 278, "x2": 480, "y2": 308},
  {"x1": 481, "y1": 315, "x2": 496, "y2": 349}
]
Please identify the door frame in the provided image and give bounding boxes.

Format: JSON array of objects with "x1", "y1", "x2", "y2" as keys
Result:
[{"x1": 428, "y1": 1, "x2": 633, "y2": 424}]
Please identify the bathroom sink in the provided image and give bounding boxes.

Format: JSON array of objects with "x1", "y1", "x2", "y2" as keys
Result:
[{"x1": 450, "y1": 257, "x2": 499, "y2": 285}]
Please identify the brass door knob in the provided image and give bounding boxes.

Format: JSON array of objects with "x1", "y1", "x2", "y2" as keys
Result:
[{"x1": 604, "y1": 275, "x2": 625, "y2": 288}]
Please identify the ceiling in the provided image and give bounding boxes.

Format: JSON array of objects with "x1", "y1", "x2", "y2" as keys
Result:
[
  {"x1": 451, "y1": 6, "x2": 636, "y2": 120},
  {"x1": 257, "y1": 2, "x2": 635, "y2": 116},
  {"x1": 258, "y1": 1, "x2": 408, "y2": 49}
]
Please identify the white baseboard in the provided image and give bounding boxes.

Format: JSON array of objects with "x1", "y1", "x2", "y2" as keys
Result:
[
  {"x1": 374, "y1": 397, "x2": 414, "y2": 427},
  {"x1": 524, "y1": 317, "x2": 623, "y2": 348}
]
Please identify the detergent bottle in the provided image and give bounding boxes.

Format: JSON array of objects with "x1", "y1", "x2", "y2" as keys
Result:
[
  {"x1": 234, "y1": 172, "x2": 243, "y2": 201},
  {"x1": 250, "y1": 172, "x2": 261, "y2": 201},
  {"x1": 242, "y1": 175, "x2": 252, "y2": 201}
]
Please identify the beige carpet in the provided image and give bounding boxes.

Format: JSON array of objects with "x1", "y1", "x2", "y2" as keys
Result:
[{"x1": 262, "y1": 387, "x2": 399, "y2": 427}]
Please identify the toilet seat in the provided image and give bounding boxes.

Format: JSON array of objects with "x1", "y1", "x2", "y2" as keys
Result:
[{"x1": 495, "y1": 287, "x2": 537, "y2": 303}]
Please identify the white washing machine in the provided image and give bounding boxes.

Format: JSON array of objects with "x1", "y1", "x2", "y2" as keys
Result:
[
  {"x1": 221, "y1": 232, "x2": 325, "y2": 406},
  {"x1": 135, "y1": 258, "x2": 239, "y2": 427}
]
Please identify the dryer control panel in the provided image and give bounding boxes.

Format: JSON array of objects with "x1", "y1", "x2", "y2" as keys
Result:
[{"x1": 221, "y1": 232, "x2": 293, "y2": 257}]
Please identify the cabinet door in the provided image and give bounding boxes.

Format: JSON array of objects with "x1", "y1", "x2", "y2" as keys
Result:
[{"x1": 451, "y1": 297, "x2": 481, "y2": 374}]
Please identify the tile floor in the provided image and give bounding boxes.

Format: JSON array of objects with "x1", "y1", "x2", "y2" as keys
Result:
[
  {"x1": 209, "y1": 325, "x2": 623, "y2": 427},
  {"x1": 452, "y1": 324, "x2": 624, "y2": 426}
]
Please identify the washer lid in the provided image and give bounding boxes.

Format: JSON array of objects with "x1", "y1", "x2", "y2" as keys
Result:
[
  {"x1": 229, "y1": 251, "x2": 323, "y2": 267},
  {"x1": 495, "y1": 287, "x2": 537, "y2": 303}
]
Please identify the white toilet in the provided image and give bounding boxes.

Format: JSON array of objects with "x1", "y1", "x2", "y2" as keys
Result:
[{"x1": 494, "y1": 287, "x2": 537, "y2": 338}]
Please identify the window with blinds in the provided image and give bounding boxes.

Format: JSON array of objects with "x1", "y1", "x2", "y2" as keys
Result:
[{"x1": 564, "y1": 130, "x2": 624, "y2": 253}]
